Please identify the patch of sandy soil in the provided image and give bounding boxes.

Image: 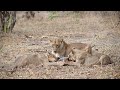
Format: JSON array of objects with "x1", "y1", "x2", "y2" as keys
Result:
[{"x1": 0, "y1": 11, "x2": 120, "y2": 79}]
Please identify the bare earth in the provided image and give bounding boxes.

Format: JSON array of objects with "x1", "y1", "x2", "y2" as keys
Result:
[{"x1": 0, "y1": 11, "x2": 120, "y2": 79}]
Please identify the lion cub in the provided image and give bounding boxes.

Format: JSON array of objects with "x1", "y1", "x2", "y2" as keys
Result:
[
  {"x1": 69, "y1": 48, "x2": 112, "y2": 67},
  {"x1": 48, "y1": 37, "x2": 92, "y2": 62},
  {"x1": 0, "y1": 54, "x2": 42, "y2": 72}
]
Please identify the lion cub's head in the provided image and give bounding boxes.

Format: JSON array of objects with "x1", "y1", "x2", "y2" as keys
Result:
[{"x1": 50, "y1": 38, "x2": 64, "y2": 53}]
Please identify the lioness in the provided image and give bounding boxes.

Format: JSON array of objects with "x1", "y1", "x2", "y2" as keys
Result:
[
  {"x1": 48, "y1": 37, "x2": 92, "y2": 62},
  {"x1": 69, "y1": 48, "x2": 112, "y2": 67}
]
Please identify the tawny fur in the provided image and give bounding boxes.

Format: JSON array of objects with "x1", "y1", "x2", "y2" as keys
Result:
[
  {"x1": 0, "y1": 54, "x2": 42, "y2": 72},
  {"x1": 48, "y1": 37, "x2": 92, "y2": 62},
  {"x1": 69, "y1": 48, "x2": 112, "y2": 67},
  {"x1": 47, "y1": 38, "x2": 112, "y2": 67}
]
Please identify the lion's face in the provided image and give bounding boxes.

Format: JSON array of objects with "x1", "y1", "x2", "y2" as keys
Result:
[{"x1": 50, "y1": 38, "x2": 64, "y2": 53}]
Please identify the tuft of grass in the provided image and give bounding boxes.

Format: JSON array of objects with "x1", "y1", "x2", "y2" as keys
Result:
[{"x1": 48, "y1": 11, "x2": 59, "y2": 20}]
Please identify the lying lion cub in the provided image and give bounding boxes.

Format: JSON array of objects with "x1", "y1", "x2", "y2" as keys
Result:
[
  {"x1": 69, "y1": 48, "x2": 112, "y2": 67},
  {"x1": 46, "y1": 51, "x2": 78, "y2": 66},
  {"x1": 0, "y1": 54, "x2": 42, "y2": 72},
  {"x1": 48, "y1": 37, "x2": 92, "y2": 62}
]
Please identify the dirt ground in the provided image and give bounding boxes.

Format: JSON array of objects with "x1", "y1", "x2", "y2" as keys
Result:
[{"x1": 0, "y1": 11, "x2": 120, "y2": 79}]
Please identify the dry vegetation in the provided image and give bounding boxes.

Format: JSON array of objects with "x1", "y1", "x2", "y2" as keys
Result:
[{"x1": 0, "y1": 11, "x2": 120, "y2": 79}]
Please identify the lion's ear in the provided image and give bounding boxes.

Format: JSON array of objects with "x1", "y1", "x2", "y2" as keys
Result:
[{"x1": 61, "y1": 38, "x2": 63, "y2": 42}]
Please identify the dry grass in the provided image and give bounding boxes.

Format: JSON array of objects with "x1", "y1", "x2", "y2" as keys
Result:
[{"x1": 0, "y1": 11, "x2": 120, "y2": 79}]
